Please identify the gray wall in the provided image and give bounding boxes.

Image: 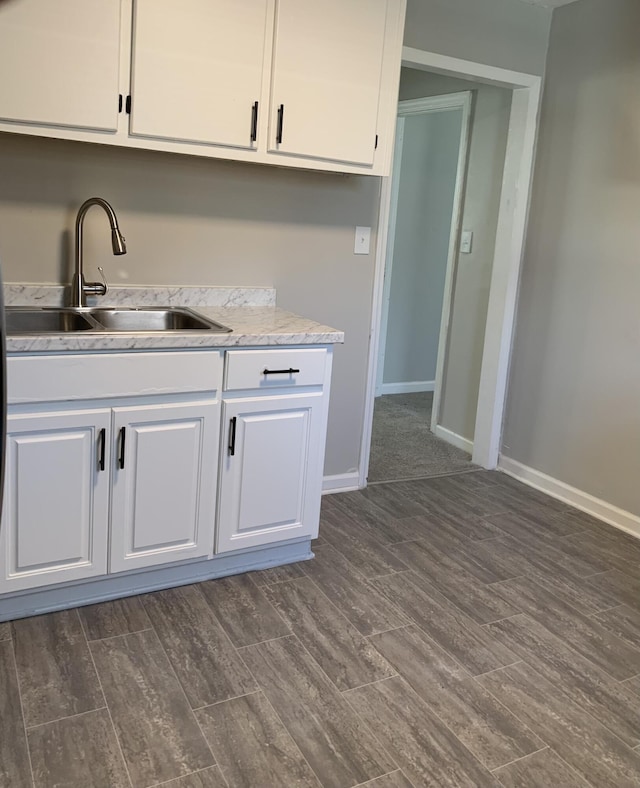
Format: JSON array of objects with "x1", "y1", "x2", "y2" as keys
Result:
[
  {"x1": 404, "y1": 0, "x2": 552, "y2": 76},
  {"x1": 382, "y1": 108, "x2": 462, "y2": 388},
  {"x1": 400, "y1": 70, "x2": 512, "y2": 442},
  {"x1": 0, "y1": 133, "x2": 379, "y2": 478},
  {"x1": 503, "y1": 0, "x2": 640, "y2": 516}
]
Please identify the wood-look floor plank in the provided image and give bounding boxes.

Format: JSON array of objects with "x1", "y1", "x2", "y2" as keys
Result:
[
  {"x1": 374, "y1": 572, "x2": 518, "y2": 676},
  {"x1": 584, "y1": 570, "x2": 640, "y2": 613},
  {"x1": 409, "y1": 532, "x2": 508, "y2": 585},
  {"x1": 263, "y1": 576, "x2": 396, "y2": 691},
  {"x1": 155, "y1": 767, "x2": 227, "y2": 787},
  {"x1": 198, "y1": 574, "x2": 290, "y2": 648},
  {"x1": 369, "y1": 625, "x2": 542, "y2": 770},
  {"x1": 624, "y1": 675, "x2": 640, "y2": 695},
  {"x1": 492, "y1": 577, "x2": 640, "y2": 681},
  {"x1": 0, "y1": 621, "x2": 10, "y2": 641},
  {"x1": 559, "y1": 531, "x2": 638, "y2": 576},
  {"x1": 27, "y1": 708, "x2": 130, "y2": 788},
  {"x1": 591, "y1": 605, "x2": 640, "y2": 650},
  {"x1": 91, "y1": 629, "x2": 214, "y2": 787},
  {"x1": 241, "y1": 635, "x2": 394, "y2": 787},
  {"x1": 387, "y1": 540, "x2": 519, "y2": 624},
  {"x1": 472, "y1": 537, "x2": 623, "y2": 614},
  {"x1": 360, "y1": 483, "x2": 428, "y2": 519},
  {"x1": 345, "y1": 675, "x2": 500, "y2": 787},
  {"x1": 12, "y1": 610, "x2": 103, "y2": 727},
  {"x1": 301, "y1": 544, "x2": 408, "y2": 635},
  {"x1": 394, "y1": 481, "x2": 504, "y2": 540},
  {"x1": 327, "y1": 492, "x2": 417, "y2": 545},
  {"x1": 78, "y1": 596, "x2": 151, "y2": 641},
  {"x1": 486, "y1": 508, "x2": 588, "y2": 540},
  {"x1": 319, "y1": 517, "x2": 408, "y2": 578},
  {"x1": 477, "y1": 662, "x2": 640, "y2": 788},
  {"x1": 196, "y1": 692, "x2": 321, "y2": 787},
  {"x1": 141, "y1": 584, "x2": 257, "y2": 709},
  {"x1": 249, "y1": 562, "x2": 307, "y2": 586},
  {"x1": 0, "y1": 641, "x2": 31, "y2": 788},
  {"x1": 492, "y1": 748, "x2": 589, "y2": 787},
  {"x1": 354, "y1": 770, "x2": 414, "y2": 787},
  {"x1": 486, "y1": 614, "x2": 640, "y2": 747}
]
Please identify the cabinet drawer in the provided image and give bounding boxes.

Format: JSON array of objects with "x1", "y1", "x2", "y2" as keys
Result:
[
  {"x1": 8, "y1": 351, "x2": 223, "y2": 403},
  {"x1": 224, "y1": 349, "x2": 327, "y2": 391}
]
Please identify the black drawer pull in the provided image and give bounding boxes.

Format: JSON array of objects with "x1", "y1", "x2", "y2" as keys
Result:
[
  {"x1": 228, "y1": 417, "x2": 237, "y2": 456},
  {"x1": 263, "y1": 367, "x2": 300, "y2": 376},
  {"x1": 119, "y1": 427, "x2": 126, "y2": 469},
  {"x1": 276, "y1": 104, "x2": 284, "y2": 144},
  {"x1": 98, "y1": 428, "x2": 106, "y2": 471},
  {"x1": 250, "y1": 101, "x2": 258, "y2": 142}
]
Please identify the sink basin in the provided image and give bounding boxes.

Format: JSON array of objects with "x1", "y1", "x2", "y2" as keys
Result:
[
  {"x1": 5, "y1": 306, "x2": 232, "y2": 334},
  {"x1": 86, "y1": 307, "x2": 231, "y2": 332},
  {"x1": 5, "y1": 307, "x2": 96, "y2": 334}
]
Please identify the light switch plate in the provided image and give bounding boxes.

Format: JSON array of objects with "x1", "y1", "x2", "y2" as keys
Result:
[
  {"x1": 460, "y1": 230, "x2": 473, "y2": 254},
  {"x1": 354, "y1": 226, "x2": 371, "y2": 255}
]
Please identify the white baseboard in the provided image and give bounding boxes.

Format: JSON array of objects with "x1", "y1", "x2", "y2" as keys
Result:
[
  {"x1": 322, "y1": 472, "x2": 361, "y2": 494},
  {"x1": 434, "y1": 424, "x2": 473, "y2": 454},
  {"x1": 498, "y1": 455, "x2": 640, "y2": 539},
  {"x1": 379, "y1": 380, "x2": 435, "y2": 395}
]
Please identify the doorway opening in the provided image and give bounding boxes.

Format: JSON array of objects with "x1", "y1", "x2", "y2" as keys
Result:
[{"x1": 360, "y1": 49, "x2": 542, "y2": 489}]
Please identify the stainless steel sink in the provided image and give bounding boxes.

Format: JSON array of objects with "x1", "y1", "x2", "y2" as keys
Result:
[
  {"x1": 87, "y1": 307, "x2": 231, "y2": 332},
  {"x1": 5, "y1": 306, "x2": 232, "y2": 334},
  {"x1": 5, "y1": 307, "x2": 97, "y2": 333}
]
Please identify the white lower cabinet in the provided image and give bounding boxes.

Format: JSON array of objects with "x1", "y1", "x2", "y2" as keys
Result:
[
  {"x1": 0, "y1": 409, "x2": 111, "y2": 593},
  {"x1": 217, "y1": 392, "x2": 325, "y2": 553},
  {"x1": 110, "y1": 400, "x2": 219, "y2": 572}
]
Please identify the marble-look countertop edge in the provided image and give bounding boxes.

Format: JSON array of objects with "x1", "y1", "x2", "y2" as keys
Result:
[{"x1": 5, "y1": 306, "x2": 345, "y2": 353}]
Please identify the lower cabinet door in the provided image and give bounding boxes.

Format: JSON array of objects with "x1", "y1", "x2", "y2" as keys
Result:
[
  {"x1": 110, "y1": 400, "x2": 219, "y2": 572},
  {"x1": 217, "y1": 393, "x2": 324, "y2": 553},
  {"x1": 0, "y1": 409, "x2": 111, "y2": 592}
]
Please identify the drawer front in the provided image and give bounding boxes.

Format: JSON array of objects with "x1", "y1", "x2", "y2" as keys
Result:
[
  {"x1": 225, "y1": 349, "x2": 327, "y2": 391},
  {"x1": 8, "y1": 350, "x2": 223, "y2": 403}
]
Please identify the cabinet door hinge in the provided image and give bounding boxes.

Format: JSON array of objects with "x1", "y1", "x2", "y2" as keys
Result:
[{"x1": 125, "y1": 95, "x2": 132, "y2": 114}]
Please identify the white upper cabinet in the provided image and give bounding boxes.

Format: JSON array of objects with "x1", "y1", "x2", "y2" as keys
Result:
[
  {"x1": 0, "y1": 0, "x2": 406, "y2": 174},
  {"x1": 130, "y1": 0, "x2": 269, "y2": 149},
  {"x1": 0, "y1": 0, "x2": 122, "y2": 132},
  {"x1": 268, "y1": 0, "x2": 387, "y2": 166}
]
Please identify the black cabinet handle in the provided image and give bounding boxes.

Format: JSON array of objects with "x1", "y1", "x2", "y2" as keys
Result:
[
  {"x1": 98, "y1": 428, "x2": 106, "y2": 471},
  {"x1": 263, "y1": 367, "x2": 300, "y2": 376},
  {"x1": 228, "y1": 417, "x2": 237, "y2": 456},
  {"x1": 250, "y1": 101, "x2": 259, "y2": 142},
  {"x1": 276, "y1": 104, "x2": 284, "y2": 144},
  {"x1": 119, "y1": 427, "x2": 126, "y2": 469}
]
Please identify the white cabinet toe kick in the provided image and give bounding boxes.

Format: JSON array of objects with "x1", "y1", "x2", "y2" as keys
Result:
[{"x1": 0, "y1": 346, "x2": 333, "y2": 618}]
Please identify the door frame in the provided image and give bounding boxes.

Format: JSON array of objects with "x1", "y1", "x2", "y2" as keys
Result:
[
  {"x1": 360, "y1": 47, "x2": 543, "y2": 487},
  {"x1": 376, "y1": 92, "x2": 473, "y2": 402}
]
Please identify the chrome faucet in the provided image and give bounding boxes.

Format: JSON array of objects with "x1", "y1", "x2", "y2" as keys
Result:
[{"x1": 71, "y1": 197, "x2": 126, "y2": 308}]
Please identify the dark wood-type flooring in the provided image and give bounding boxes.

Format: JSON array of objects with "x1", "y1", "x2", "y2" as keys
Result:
[{"x1": 1, "y1": 470, "x2": 639, "y2": 787}]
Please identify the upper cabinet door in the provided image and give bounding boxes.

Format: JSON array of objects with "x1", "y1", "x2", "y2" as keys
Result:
[
  {"x1": 269, "y1": 0, "x2": 387, "y2": 166},
  {"x1": 130, "y1": 0, "x2": 270, "y2": 149},
  {"x1": 0, "y1": 0, "x2": 122, "y2": 132}
]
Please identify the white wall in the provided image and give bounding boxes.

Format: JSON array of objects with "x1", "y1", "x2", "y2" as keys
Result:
[
  {"x1": 404, "y1": 0, "x2": 552, "y2": 76},
  {"x1": 382, "y1": 107, "x2": 462, "y2": 389},
  {"x1": 0, "y1": 133, "x2": 379, "y2": 478},
  {"x1": 399, "y1": 70, "x2": 512, "y2": 442},
  {"x1": 503, "y1": 0, "x2": 640, "y2": 517}
]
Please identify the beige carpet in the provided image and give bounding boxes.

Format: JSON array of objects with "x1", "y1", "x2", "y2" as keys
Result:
[{"x1": 367, "y1": 392, "x2": 475, "y2": 483}]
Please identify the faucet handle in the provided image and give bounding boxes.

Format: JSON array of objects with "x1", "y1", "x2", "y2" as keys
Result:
[{"x1": 97, "y1": 267, "x2": 109, "y2": 295}]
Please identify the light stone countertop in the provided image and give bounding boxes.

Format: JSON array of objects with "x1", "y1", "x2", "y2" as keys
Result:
[{"x1": 4, "y1": 285, "x2": 344, "y2": 352}]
